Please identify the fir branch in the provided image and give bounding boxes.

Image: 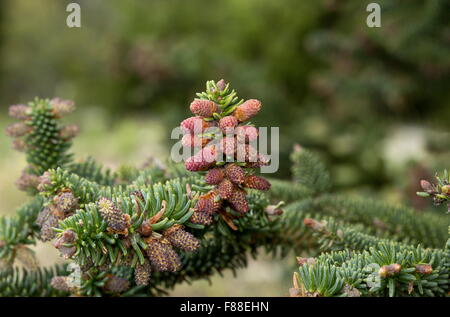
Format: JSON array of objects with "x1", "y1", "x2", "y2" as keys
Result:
[
  {"x1": 290, "y1": 145, "x2": 331, "y2": 194},
  {"x1": 284, "y1": 194, "x2": 449, "y2": 248},
  {"x1": 292, "y1": 243, "x2": 449, "y2": 297},
  {"x1": 0, "y1": 265, "x2": 69, "y2": 297},
  {"x1": 68, "y1": 157, "x2": 117, "y2": 186},
  {"x1": 146, "y1": 195, "x2": 283, "y2": 294},
  {"x1": 52, "y1": 177, "x2": 203, "y2": 267},
  {"x1": 266, "y1": 178, "x2": 312, "y2": 203},
  {"x1": 0, "y1": 197, "x2": 44, "y2": 266},
  {"x1": 303, "y1": 217, "x2": 405, "y2": 252},
  {"x1": 3, "y1": 81, "x2": 447, "y2": 298}
]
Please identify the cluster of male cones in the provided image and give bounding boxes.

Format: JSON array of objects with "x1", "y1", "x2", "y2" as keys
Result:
[
  {"x1": 48, "y1": 195, "x2": 202, "y2": 291},
  {"x1": 97, "y1": 195, "x2": 201, "y2": 278},
  {"x1": 57, "y1": 195, "x2": 201, "y2": 286},
  {"x1": 181, "y1": 79, "x2": 271, "y2": 229}
]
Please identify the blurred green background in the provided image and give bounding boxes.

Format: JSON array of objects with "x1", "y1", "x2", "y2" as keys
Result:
[{"x1": 0, "y1": 0, "x2": 449, "y2": 296}]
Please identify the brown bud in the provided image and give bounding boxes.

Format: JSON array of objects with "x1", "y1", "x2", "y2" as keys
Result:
[
  {"x1": 138, "y1": 220, "x2": 153, "y2": 237},
  {"x1": 420, "y1": 180, "x2": 434, "y2": 193},
  {"x1": 415, "y1": 264, "x2": 433, "y2": 275},
  {"x1": 379, "y1": 264, "x2": 401, "y2": 278}
]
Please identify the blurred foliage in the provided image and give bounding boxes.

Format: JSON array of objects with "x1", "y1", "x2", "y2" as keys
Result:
[{"x1": 0, "y1": 0, "x2": 449, "y2": 202}]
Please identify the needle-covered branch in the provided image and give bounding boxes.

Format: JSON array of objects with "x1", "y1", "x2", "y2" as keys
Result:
[{"x1": 1, "y1": 80, "x2": 448, "y2": 298}]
